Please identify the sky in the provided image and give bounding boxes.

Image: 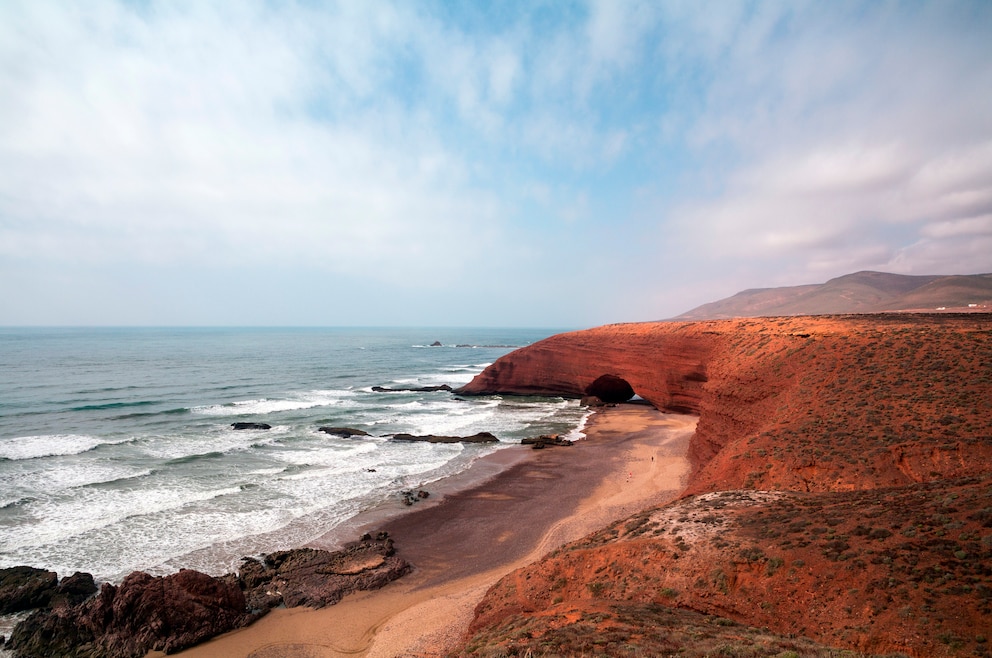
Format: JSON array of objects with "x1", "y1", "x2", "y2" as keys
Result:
[{"x1": 1, "y1": 1, "x2": 990, "y2": 327}]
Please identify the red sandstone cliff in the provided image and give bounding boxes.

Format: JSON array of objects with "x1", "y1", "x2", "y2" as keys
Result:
[
  {"x1": 457, "y1": 314, "x2": 992, "y2": 494},
  {"x1": 455, "y1": 314, "x2": 992, "y2": 656}
]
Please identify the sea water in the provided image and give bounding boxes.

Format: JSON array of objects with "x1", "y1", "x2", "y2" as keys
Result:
[{"x1": 0, "y1": 327, "x2": 586, "y2": 585}]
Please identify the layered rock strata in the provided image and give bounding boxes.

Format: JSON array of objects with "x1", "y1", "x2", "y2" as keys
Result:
[
  {"x1": 457, "y1": 313, "x2": 992, "y2": 656},
  {"x1": 456, "y1": 314, "x2": 992, "y2": 493}
]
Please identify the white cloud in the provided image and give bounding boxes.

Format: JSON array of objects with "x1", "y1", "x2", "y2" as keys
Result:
[
  {"x1": 919, "y1": 214, "x2": 992, "y2": 239},
  {"x1": 657, "y1": 2, "x2": 992, "y2": 291},
  {"x1": 1, "y1": 0, "x2": 990, "y2": 325},
  {"x1": 0, "y1": 1, "x2": 512, "y2": 288}
]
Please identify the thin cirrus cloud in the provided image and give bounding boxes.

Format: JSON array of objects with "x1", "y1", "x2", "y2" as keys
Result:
[{"x1": 0, "y1": 0, "x2": 990, "y2": 326}]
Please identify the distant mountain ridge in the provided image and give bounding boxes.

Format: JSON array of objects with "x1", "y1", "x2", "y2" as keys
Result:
[{"x1": 676, "y1": 270, "x2": 992, "y2": 320}]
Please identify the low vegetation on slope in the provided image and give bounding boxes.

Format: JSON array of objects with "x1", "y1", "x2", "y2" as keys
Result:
[
  {"x1": 466, "y1": 482, "x2": 992, "y2": 656},
  {"x1": 455, "y1": 314, "x2": 992, "y2": 657}
]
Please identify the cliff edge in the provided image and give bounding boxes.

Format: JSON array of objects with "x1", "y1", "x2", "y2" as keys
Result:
[{"x1": 455, "y1": 313, "x2": 992, "y2": 656}]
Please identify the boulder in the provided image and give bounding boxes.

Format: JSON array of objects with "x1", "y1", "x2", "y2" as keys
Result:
[
  {"x1": 400, "y1": 490, "x2": 430, "y2": 506},
  {"x1": 318, "y1": 427, "x2": 370, "y2": 438},
  {"x1": 580, "y1": 395, "x2": 605, "y2": 407},
  {"x1": 231, "y1": 422, "x2": 271, "y2": 430},
  {"x1": 391, "y1": 432, "x2": 498, "y2": 444},
  {"x1": 584, "y1": 374, "x2": 635, "y2": 404},
  {"x1": 51, "y1": 572, "x2": 97, "y2": 609},
  {"x1": 430, "y1": 341, "x2": 443, "y2": 346},
  {"x1": 0, "y1": 566, "x2": 58, "y2": 614}
]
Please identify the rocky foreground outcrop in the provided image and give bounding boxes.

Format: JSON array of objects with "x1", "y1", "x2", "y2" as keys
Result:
[
  {"x1": 4, "y1": 534, "x2": 408, "y2": 658},
  {"x1": 456, "y1": 314, "x2": 992, "y2": 656},
  {"x1": 0, "y1": 566, "x2": 60, "y2": 614}
]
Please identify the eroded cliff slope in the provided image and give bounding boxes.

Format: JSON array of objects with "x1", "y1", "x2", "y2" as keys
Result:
[{"x1": 455, "y1": 314, "x2": 992, "y2": 657}]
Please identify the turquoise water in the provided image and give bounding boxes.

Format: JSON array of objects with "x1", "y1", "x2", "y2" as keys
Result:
[{"x1": 0, "y1": 328, "x2": 584, "y2": 582}]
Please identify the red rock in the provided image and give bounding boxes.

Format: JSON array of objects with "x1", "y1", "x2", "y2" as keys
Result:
[
  {"x1": 0, "y1": 566, "x2": 57, "y2": 614},
  {"x1": 457, "y1": 313, "x2": 992, "y2": 656},
  {"x1": 457, "y1": 314, "x2": 992, "y2": 493}
]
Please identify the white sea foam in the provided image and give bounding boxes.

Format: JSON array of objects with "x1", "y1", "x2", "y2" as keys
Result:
[
  {"x1": 0, "y1": 485, "x2": 243, "y2": 552},
  {"x1": 191, "y1": 390, "x2": 356, "y2": 416},
  {"x1": 247, "y1": 466, "x2": 286, "y2": 476},
  {"x1": 136, "y1": 431, "x2": 274, "y2": 461},
  {"x1": 563, "y1": 408, "x2": 593, "y2": 441},
  {"x1": 12, "y1": 463, "x2": 154, "y2": 494},
  {"x1": 0, "y1": 434, "x2": 115, "y2": 461}
]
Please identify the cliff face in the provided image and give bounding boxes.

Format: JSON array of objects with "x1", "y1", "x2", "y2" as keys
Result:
[
  {"x1": 457, "y1": 314, "x2": 992, "y2": 494},
  {"x1": 457, "y1": 314, "x2": 992, "y2": 656}
]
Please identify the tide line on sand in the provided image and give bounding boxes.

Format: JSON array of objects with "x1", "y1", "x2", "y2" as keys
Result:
[{"x1": 166, "y1": 405, "x2": 697, "y2": 658}]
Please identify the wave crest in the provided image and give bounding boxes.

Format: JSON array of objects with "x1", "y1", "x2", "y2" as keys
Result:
[{"x1": 0, "y1": 434, "x2": 113, "y2": 461}]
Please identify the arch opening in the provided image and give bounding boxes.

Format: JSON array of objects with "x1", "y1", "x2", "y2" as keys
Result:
[{"x1": 584, "y1": 374, "x2": 635, "y2": 404}]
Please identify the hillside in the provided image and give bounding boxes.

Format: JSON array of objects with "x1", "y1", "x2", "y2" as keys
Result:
[
  {"x1": 454, "y1": 314, "x2": 992, "y2": 656},
  {"x1": 676, "y1": 271, "x2": 992, "y2": 320}
]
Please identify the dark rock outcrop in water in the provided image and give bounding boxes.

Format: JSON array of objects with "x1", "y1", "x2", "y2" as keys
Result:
[
  {"x1": 371, "y1": 384, "x2": 453, "y2": 393},
  {"x1": 9, "y1": 569, "x2": 252, "y2": 658},
  {"x1": 391, "y1": 431, "x2": 499, "y2": 444},
  {"x1": 0, "y1": 566, "x2": 58, "y2": 614},
  {"x1": 400, "y1": 489, "x2": 430, "y2": 506},
  {"x1": 239, "y1": 535, "x2": 410, "y2": 611},
  {"x1": 6, "y1": 534, "x2": 410, "y2": 658},
  {"x1": 231, "y1": 422, "x2": 271, "y2": 430},
  {"x1": 521, "y1": 435, "x2": 573, "y2": 449},
  {"x1": 318, "y1": 426, "x2": 370, "y2": 437}
]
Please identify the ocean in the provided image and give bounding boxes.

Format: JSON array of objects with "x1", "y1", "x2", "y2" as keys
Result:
[{"x1": 0, "y1": 327, "x2": 586, "y2": 586}]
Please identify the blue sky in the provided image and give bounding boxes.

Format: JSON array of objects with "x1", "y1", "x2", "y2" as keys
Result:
[{"x1": 1, "y1": 1, "x2": 990, "y2": 327}]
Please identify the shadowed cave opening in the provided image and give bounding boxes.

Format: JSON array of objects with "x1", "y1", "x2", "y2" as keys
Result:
[{"x1": 584, "y1": 374, "x2": 635, "y2": 404}]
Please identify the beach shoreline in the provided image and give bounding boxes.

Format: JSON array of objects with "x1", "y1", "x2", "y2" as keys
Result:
[{"x1": 167, "y1": 404, "x2": 696, "y2": 658}]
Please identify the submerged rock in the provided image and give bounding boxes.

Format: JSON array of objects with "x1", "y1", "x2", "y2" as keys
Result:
[
  {"x1": 231, "y1": 422, "x2": 271, "y2": 430},
  {"x1": 318, "y1": 426, "x2": 370, "y2": 437},
  {"x1": 391, "y1": 431, "x2": 498, "y2": 444},
  {"x1": 371, "y1": 384, "x2": 453, "y2": 393}
]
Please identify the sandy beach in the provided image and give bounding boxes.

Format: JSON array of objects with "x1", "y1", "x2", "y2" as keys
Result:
[{"x1": 169, "y1": 405, "x2": 696, "y2": 658}]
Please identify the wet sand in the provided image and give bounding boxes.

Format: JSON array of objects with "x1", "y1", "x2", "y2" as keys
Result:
[{"x1": 169, "y1": 405, "x2": 696, "y2": 658}]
